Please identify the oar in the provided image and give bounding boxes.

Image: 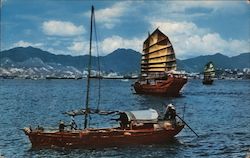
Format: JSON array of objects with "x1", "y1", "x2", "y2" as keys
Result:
[{"x1": 176, "y1": 114, "x2": 199, "y2": 137}]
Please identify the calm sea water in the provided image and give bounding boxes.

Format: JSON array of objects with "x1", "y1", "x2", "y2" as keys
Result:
[{"x1": 0, "y1": 79, "x2": 249, "y2": 158}]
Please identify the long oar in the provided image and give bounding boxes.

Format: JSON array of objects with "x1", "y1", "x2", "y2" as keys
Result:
[{"x1": 176, "y1": 114, "x2": 199, "y2": 137}]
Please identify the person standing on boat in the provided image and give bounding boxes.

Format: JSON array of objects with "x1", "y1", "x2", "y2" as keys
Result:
[
  {"x1": 59, "y1": 120, "x2": 66, "y2": 132},
  {"x1": 164, "y1": 104, "x2": 176, "y2": 123},
  {"x1": 70, "y1": 116, "x2": 77, "y2": 130}
]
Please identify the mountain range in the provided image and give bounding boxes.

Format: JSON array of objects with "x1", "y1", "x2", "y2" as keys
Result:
[
  {"x1": 177, "y1": 52, "x2": 250, "y2": 72},
  {"x1": 0, "y1": 46, "x2": 249, "y2": 77},
  {"x1": 0, "y1": 47, "x2": 141, "y2": 73}
]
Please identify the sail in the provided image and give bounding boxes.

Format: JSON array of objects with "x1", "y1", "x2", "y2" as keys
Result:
[
  {"x1": 204, "y1": 61, "x2": 215, "y2": 77},
  {"x1": 141, "y1": 28, "x2": 176, "y2": 77}
]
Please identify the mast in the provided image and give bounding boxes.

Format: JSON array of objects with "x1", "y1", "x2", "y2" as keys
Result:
[{"x1": 84, "y1": 5, "x2": 94, "y2": 129}]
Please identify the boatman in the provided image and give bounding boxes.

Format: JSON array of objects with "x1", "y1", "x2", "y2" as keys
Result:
[
  {"x1": 70, "y1": 116, "x2": 77, "y2": 130},
  {"x1": 164, "y1": 104, "x2": 176, "y2": 123},
  {"x1": 59, "y1": 120, "x2": 67, "y2": 132}
]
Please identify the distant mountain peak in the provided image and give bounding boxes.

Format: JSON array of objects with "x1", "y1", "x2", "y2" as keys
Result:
[
  {"x1": 213, "y1": 52, "x2": 228, "y2": 57},
  {"x1": 106, "y1": 48, "x2": 141, "y2": 58},
  {"x1": 112, "y1": 48, "x2": 140, "y2": 53}
]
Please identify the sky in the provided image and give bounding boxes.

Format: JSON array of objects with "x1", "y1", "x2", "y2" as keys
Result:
[{"x1": 1, "y1": 0, "x2": 250, "y2": 59}]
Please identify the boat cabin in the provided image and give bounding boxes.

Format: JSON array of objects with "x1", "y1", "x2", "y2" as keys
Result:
[{"x1": 118, "y1": 109, "x2": 159, "y2": 130}]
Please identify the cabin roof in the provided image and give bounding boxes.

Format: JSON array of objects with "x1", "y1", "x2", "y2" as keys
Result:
[{"x1": 123, "y1": 109, "x2": 159, "y2": 123}]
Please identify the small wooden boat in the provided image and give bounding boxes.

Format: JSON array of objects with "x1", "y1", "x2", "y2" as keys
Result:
[
  {"x1": 133, "y1": 29, "x2": 187, "y2": 96},
  {"x1": 203, "y1": 61, "x2": 215, "y2": 85},
  {"x1": 23, "y1": 108, "x2": 184, "y2": 148},
  {"x1": 23, "y1": 6, "x2": 185, "y2": 149}
]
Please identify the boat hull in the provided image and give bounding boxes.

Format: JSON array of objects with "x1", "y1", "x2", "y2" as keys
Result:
[
  {"x1": 202, "y1": 79, "x2": 213, "y2": 85},
  {"x1": 133, "y1": 76, "x2": 187, "y2": 96},
  {"x1": 23, "y1": 125, "x2": 184, "y2": 148}
]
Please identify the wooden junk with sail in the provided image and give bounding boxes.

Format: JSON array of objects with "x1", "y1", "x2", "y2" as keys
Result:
[
  {"x1": 203, "y1": 61, "x2": 215, "y2": 85},
  {"x1": 133, "y1": 29, "x2": 187, "y2": 96},
  {"x1": 23, "y1": 6, "x2": 185, "y2": 149}
]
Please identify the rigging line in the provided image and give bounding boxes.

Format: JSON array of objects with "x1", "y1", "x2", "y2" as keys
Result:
[{"x1": 93, "y1": 9, "x2": 101, "y2": 111}]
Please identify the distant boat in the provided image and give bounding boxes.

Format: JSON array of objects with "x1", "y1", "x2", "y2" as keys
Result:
[
  {"x1": 121, "y1": 79, "x2": 129, "y2": 82},
  {"x1": 133, "y1": 29, "x2": 187, "y2": 96},
  {"x1": 202, "y1": 61, "x2": 215, "y2": 85},
  {"x1": 102, "y1": 72, "x2": 123, "y2": 79},
  {"x1": 23, "y1": 6, "x2": 185, "y2": 149}
]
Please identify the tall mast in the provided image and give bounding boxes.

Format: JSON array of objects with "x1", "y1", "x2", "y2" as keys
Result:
[{"x1": 84, "y1": 5, "x2": 94, "y2": 129}]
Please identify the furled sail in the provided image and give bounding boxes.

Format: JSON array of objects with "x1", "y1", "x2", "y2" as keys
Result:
[
  {"x1": 204, "y1": 61, "x2": 215, "y2": 78},
  {"x1": 141, "y1": 29, "x2": 176, "y2": 78}
]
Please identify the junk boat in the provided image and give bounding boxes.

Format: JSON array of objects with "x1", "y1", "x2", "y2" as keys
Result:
[
  {"x1": 23, "y1": 6, "x2": 185, "y2": 149},
  {"x1": 202, "y1": 61, "x2": 215, "y2": 85},
  {"x1": 133, "y1": 29, "x2": 187, "y2": 96}
]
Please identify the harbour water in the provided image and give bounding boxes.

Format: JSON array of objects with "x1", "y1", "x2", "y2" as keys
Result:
[{"x1": 0, "y1": 79, "x2": 249, "y2": 157}]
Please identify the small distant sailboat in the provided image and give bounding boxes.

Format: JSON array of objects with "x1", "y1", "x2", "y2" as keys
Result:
[
  {"x1": 133, "y1": 29, "x2": 187, "y2": 96},
  {"x1": 121, "y1": 79, "x2": 129, "y2": 82},
  {"x1": 23, "y1": 6, "x2": 186, "y2": 149},
  {"x1": 202, "y1": 61, "x2": 215, "y2": 85}
]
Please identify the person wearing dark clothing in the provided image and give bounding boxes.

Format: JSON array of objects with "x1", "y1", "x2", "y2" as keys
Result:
[
  {"x1": 164, "y1": 104, "x2": 176, "y2": 122},
  {"x1": 119, "y1": 113, "x2": 129, "y2": 129},
  {"x1": 169, "y1": 108, "x2": 176, "y2": 120},
  {"x1": 59, "y1": 121, "x2": 67, "y2": 132},
  {"x1": 70, "y1": 116, "x2": 78, "y2": 130}
]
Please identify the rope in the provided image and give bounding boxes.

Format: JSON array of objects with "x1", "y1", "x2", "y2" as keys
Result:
[{"x1": 93, "y1": 9, "x2": 101, "y2": 111}]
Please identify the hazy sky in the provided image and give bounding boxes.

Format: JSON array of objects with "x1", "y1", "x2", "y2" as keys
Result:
[{"x1": 1, "y1": 0, "x2": 250, "y2": 59}]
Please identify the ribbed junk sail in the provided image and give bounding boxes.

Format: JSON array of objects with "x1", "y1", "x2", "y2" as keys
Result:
[
  {"x1": 133, "y1": 28, "x2": 187, "y2": 96},
  {"x1": 203, "y1": 61, "x2": 215, "y2": 85},
  {"x1": 141, "y1": 29, "x2": 176, "y2": 77},
  {"x1": 204, "y1": 62, "x2": 215, "y2": 77}
]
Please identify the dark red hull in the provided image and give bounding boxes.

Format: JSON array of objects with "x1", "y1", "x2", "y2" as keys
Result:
[
  {"x1": 23, "y1": 124, "x2": 184, "y2": 148},
  {"x1": 202, "y1": 79, "x2": 213, "y2": 85},
  {"x1": 133, "y1": 76, "x2": 187, "y2": 96}
]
